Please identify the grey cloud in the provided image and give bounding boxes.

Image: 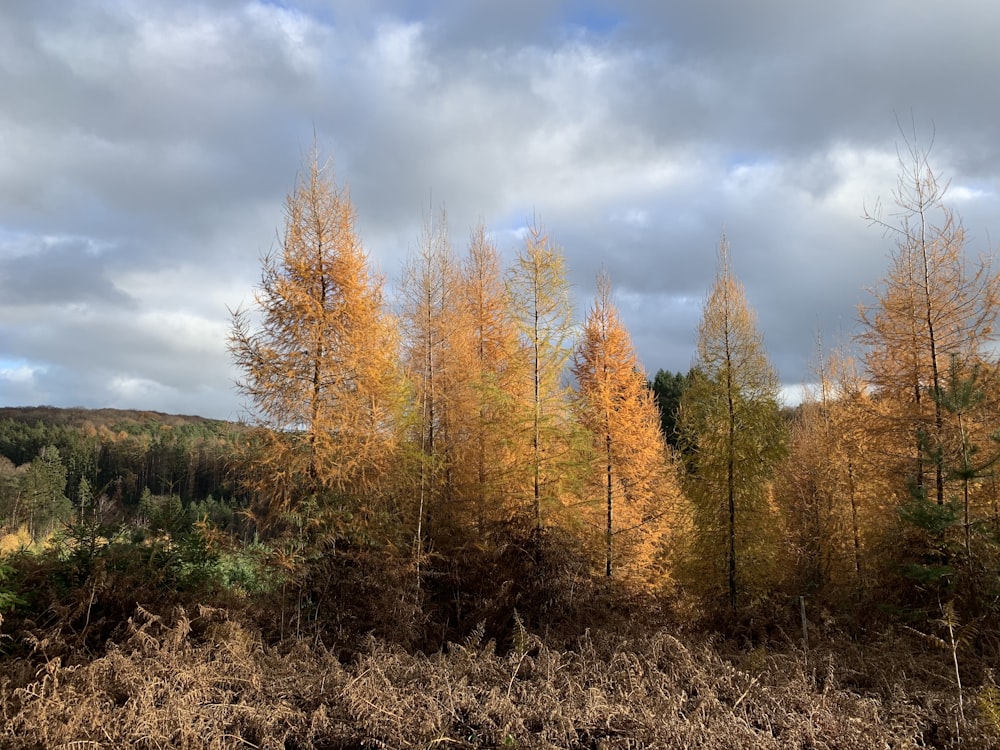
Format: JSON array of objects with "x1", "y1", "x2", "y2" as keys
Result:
[
  {"x1": 611, "y1": 0, "x2": 1000, "y2": 162},
  {"x1": 2, "y1": 303, "x2": 236, "y2": 417},
  {"x1": 0, "y1": 236, "x2": 135, "y2": 307},
  {"x1": 0, "y1": 2, "x2": 324, "y2": 242},
  {"x1": 4, "y1": 0, "x2": 1000, "y2": 416}
]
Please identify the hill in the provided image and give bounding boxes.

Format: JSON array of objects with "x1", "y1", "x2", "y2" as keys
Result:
[{"x1": 0, "y1": 405, "x2": 233, "y2": 430}]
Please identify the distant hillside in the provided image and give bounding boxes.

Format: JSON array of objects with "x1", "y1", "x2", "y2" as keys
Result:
[
  {"x1": 0, "y1": 405, "x2": 234, "y2": 430},
  {"x1": 0, "y1": 405, "x2": 245, "y2": 506}
]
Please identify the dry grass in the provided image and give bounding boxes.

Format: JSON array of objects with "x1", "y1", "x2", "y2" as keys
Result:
[
  {"x1": 0, "y1": 527, "x2": 35, "y2": 555},
  {"x1": 3, "y1": 604, "x2": 997, "y2": 749}
]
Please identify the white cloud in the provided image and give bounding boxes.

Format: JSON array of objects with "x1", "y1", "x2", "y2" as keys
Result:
[
  {"x1": 0, "y1": 361, "x2": 45, "y2": 384},
  {"x1": 369, "y1": 20, "x2": 428, "y2": 88},
  {"x1": 950, "y1": 185, "x2": 994, "y2": 203},
  {"x1": 3, "y1": 0, "x2": 1000, "y2": 418},
  {"x1": 109, "y1": 374, "x2": 171, "y2": 403}
]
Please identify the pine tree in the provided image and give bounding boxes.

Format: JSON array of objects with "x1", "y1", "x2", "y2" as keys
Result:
[
  {"x1": 933, "y1": 356, "x2": 1000, "y2": 561},
  {"x1": 20, "y1": 445, "x2": 71, "y2": 541},
  {"x1": 650, "y1": 369, "x2": 688, "y2": 450}
]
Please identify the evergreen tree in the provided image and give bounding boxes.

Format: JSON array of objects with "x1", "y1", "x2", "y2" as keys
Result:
[
  {"x1": 650, "y1": 369, "x2": 688, "y2": 449},
  {"x1": 20, "y1": 445, "x2": 72, "y2": 541}
]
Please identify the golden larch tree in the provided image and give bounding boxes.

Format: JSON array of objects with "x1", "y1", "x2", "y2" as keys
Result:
[
  {"x1": 859, "y1": 138, "x2": 999, "y2": 507},
  {"x1": 856, "y1": 137, "x2": 1000, "y2": 611},
  {"x1": 677, "y1": 236, "x2": 786, "y2": 610},
  {"x1": 507, "y1": 222, "x2": 582, "y2": 530},
  {"x1": 229, "y1": 149, "x2": 401, "y2": 523},
  {"x1": 573, "y1": 269, "x2": 676, "y2": 578},
  {"x1": 399, "y1": 207, "x2": 476, "y2": 549},
  {"x1": 456, "y1": 223, "x2": 527, "y2": 528},
  {"x1": 776, "y1": 344, "x2": 892, "y2": 599}
]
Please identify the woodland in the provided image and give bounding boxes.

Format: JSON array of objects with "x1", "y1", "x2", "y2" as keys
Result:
[{"x1": 3, "y1": 141, "x2": 1000, "y2": 748}]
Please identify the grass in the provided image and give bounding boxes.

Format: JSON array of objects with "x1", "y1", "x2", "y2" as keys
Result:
[{"x1": 0, "y1": 527, "x2": 36, "y2": 555}]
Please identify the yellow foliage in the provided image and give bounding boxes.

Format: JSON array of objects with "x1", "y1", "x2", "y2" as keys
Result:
[
  {"x1": 0, "y1": 526, "x2": 33, "y2": 554},
  {"x1": 573, "y1": 269, "x2": 682, "y2": 580},
  {"x1": 229, "y1": 146, "x2": 403, "y2": 526}
]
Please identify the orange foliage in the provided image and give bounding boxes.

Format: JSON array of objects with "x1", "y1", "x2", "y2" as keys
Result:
[
  {"x1": 573, "y1": 270, "x2": 678, "y2": 579},
  {"x1": 229, "y1": 148, "x2": 401, "y2": 517}
]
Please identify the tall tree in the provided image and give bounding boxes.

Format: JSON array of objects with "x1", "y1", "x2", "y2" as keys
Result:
[
  {"x1": 507, "y1": 222, "x2": 579, "y2": 530},
  {"x1": 678, "y1": 236, "x2": 786, "y2": 610},
  {"x1": 399, "y1": 207, "x2": 472, "y2": 549},
  {"x1": 457, "y1": 223, "x2": 526, "y2": 527},
  {"x1": 229, "y1": 148, "x2": 400, "y2": 525},
  {"x1": 20, "y1": 445, "x2": 72, "y2": 541},
  {"x1": 859, "y1": 136, "x2": 999, "y2": 507},
  {"x1": 857, "y1": 136, "x2": 1000, "y2": 613},
  {"x1": 573, "y1": 270, "x2": 675, "y2": 578},
  {"x1": 650, "y1": 369, "x2": 689, "y2": 450}
]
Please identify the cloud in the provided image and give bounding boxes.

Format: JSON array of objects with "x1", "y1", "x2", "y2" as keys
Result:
[
  {"x1": 0, "y1": 234, "x2": 134, "y2": 307},
  {"x1": 2, "y1": 0, "x2": 1000, "y2": 418}
]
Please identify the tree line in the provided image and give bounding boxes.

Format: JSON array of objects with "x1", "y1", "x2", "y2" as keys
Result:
[
  {"x1": 224, "y1": 138, "x2": 1000, "y2": 627},
  {"x1": 0, "y1": 411, "x2": 239, "y2": 544},
  {"x1": 3, "y1": 136, "x2": 999, "y2": 640}
]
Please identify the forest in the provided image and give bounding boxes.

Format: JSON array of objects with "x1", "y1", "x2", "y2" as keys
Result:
[{"x1": 3, "y1": 141, "x2": 1000, "y2": 748}]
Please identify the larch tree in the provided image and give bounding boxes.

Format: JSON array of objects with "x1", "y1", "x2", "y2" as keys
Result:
[
  {"x1": 677, "y1": 236, "x2": 786, "y2": 611},
  {"x1": 507, "y1": 222, "x2": 580, "y2": 530},
  {"x1": 857, "y1": 137, "x2": 1000, "y2": 609},
  {"x1": 777, "y1": 347, "x2": 843, "y2": 594},
  {"x1": 457, "y1": 223, "x2": 526, "y2": 528},
  {"x1": 399, "y1": 207, "x2": 474, "y2": 550},
  {"x1": 859, "y1": 137, "x2": 999, "y2": 508},
  {"x1": 777, "y1": 344, "x2": 890, "y2": 599},
  {"x1": 229, "y1": 148, "x2": 401, "y2": 528},
  {"x1": 573, "y1": 270, "x2": 676, "y2": 579}
]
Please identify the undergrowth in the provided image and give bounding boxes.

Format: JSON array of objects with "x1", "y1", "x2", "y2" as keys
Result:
[
  {"x1": 3, "y1": 603, "x2": 998, "y2": 749},
  {"x1": 3, "y1": 523, "x2": 1000, "y2": 747}
]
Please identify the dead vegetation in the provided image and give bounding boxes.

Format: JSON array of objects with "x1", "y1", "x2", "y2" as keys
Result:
[{"x1": 3, "y1": 603, "x2": 998, "y2": 749}]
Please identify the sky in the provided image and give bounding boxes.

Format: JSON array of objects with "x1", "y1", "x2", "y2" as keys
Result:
[{"x1": 2, "y1": 0, "x2": 1000, "y2": 421}]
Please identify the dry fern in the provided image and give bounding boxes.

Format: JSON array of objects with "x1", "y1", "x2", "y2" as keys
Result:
[{"x1": 3, "y1": 612, "x2": 999, "y2": 749}]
